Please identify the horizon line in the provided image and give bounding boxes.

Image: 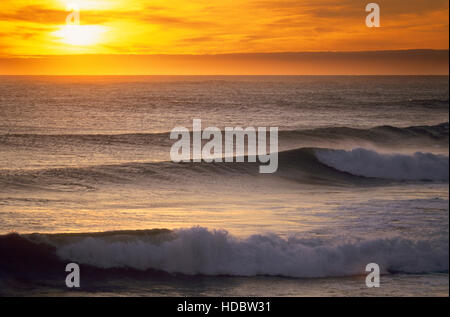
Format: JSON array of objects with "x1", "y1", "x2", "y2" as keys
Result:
[
  {"x1": 1, "y1": 49, "x2": 448, "y2": 75},
  {"x1": 2, "y1": 48, "x2": 448, "y2": 59},
  {"x1": 1, "y1": 74, "x2": 449, "y2": 76}
]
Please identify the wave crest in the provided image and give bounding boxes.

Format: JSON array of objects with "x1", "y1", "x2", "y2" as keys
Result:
[{"x1": 315, "y1": 148, "x2": 449, "y2": 181}]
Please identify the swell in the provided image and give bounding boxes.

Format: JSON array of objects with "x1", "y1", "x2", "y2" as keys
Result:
[
  {"x1": 283, "y1": 122, "x2": 449, "y2": 143},
  {"x1": 1, "y1": 122, "x2": 448, "y2": 147},
  {"x1": 406, "y1": 98, "x2": 449, "y2": 109},
  {"x1": 0, "y1": 228, "x2": 448, "y2": 279}
]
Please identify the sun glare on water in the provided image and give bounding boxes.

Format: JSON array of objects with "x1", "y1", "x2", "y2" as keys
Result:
[{"x1": 53, "y1": 25, "x2": 106, "y2": 46}]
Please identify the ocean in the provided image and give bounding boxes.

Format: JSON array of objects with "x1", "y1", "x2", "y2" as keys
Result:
[{"x1": 0, "y1": 75, "x2": 448, "y2": 296}]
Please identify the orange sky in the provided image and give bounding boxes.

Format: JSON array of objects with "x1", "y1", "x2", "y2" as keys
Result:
[{"x1": 0, "y1": 0, "x2": 448, "y2": 74}]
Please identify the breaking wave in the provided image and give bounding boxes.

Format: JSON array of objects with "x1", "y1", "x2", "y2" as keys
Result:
[
  {"x1": 0, "y1": 146, "x2": 448, "y2": 193},
  {"x1": 0, "y1": 228, "x2": 448, "y2": 278}
]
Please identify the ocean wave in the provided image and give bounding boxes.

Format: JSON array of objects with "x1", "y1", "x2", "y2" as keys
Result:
[
  {"x1": 315, "y1": 148, "x2": 449, "y2": 181},
  {"x1": 1, "y1": 228, "x2": 448, "y2": 278},
  {"x1": 0, "y1": 147, "x2": 447, "y2": 192}
]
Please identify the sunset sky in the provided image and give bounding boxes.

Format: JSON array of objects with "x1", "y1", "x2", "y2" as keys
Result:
[{"x1": 0, "y1": 0, "x2": 448, "y2": 74}]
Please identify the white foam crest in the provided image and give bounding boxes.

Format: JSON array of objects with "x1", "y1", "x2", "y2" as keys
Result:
[
  {"x1": 315, "y1": 148, "x2": 449, "y2": 181},
  {"x1": 56, "y1": 227, "x2": 448, "y2": 277}
]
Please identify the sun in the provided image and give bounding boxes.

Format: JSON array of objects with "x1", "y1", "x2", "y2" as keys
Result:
[{"x1": 53, "y1": 25, "x2": 106, "y2": 46}]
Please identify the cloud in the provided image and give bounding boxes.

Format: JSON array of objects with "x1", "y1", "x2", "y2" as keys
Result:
[
  {"x1": 0, "y1": 5, "x2": 66, "y2": 24},
  {"x1": 0, "y1": 1, "x2": 447, "y2": 56},
  {"x1": 0, "y1": 4, "x2": 216, "y2": 28}
]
